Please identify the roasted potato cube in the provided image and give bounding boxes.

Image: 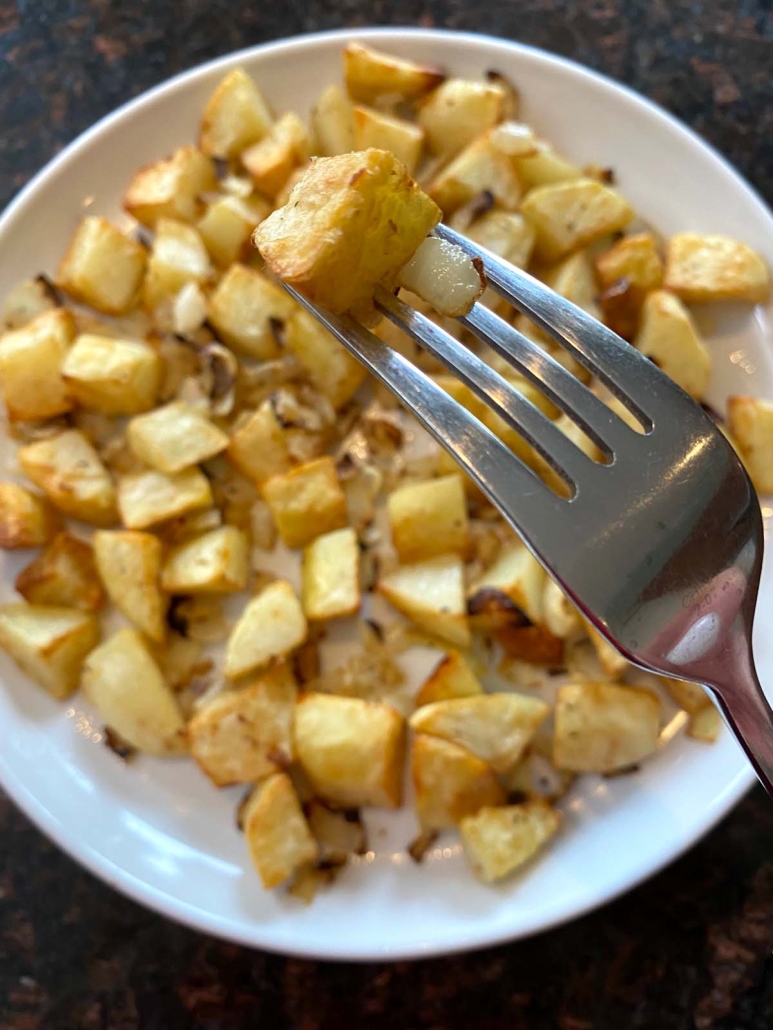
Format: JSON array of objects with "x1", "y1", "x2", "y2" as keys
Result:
[
  {"x1": 418, "y1": 78, "x2": 504, "y2": 157},
  {"x1": 311, "y1": 84, "x2": 355, "y2": 156},
  {"x1": 241, "y1": 772, "x2": 318, "y2": 889},
  {"x1": 0, "y1": 309, "x2": 74, "y2": 421},
  {"x1": 353, "y1": 106, "x2": 424, "y2": 174},
  {"x1": 595, "y1": 231, "x2": 664, "y2": 292},
  {"x1": 543, "y1": 250, "x2": 602, "y2": 323},
  {"x1": 294, "y1": 692, "x2": 405, "y2": 808},
  {"x1": 206, "y1": 263, "x2": 296, "y2": 360},
  {"x1": 262, "y1": 456, "x2": 347, "y2": 549},
  {"x1": 301, "y1": 526, "x2": 360, "y2": 621},
  {"x1": 585, "y1": 622, "x2": 629, "y2": 679},
  {"x1": 16, "y1": 533, "x2": 105, "y2": 612},
  {"x1": 56, "y1": 216, "x2": 146, "y2": 315},
  {"x1": 387, "y1": 474, "x2": 468, "y2": 563},
  {"x1": 688, "y1": 703, "x2": 722, "y2": 743},
  {"x1": 19, "y1": 430, "x2": 117, "y2": 527},
  {"x1": 224, "y1": 579, "x2": 307, "y2": 679},
  {"x1": 82, "y1": 627, "x2": 186, "y2": 755},
  {"x1": 197, "y1": 194, "x2": 270, "y2": 266},
  {"x1": 460, "y1": 801, "x2": 560, "y2": 883},
  {"x1": 415, "y1": 649, "x2": 483, "y2": 706},
  {"x1": 2, "y1": 276, "x2": 57, "y2": 330},
  {"x1": 143, "y1": 218, "x2": 211, "y2": 310},
  {"x1": 189, "y1": 663, "x2": 297, "y2": 785},
  {"x1": 428, "y1": 132, "x2": 522, "y2": 214},
  {"x1": 123, "y1": 145, "x2": 217, "y2": 227},
  {"x1": 117, "y1": 468, "x2": 212, "y2": 530},
  {"x1": 284, "y1": 309, "x2": 367, "y2": 410},
  {"x1": 161, "y1": 525, "x2": 249, "y2": 594},
  {"x1": 343, "y1": 42, "x2": 443, "y2": 104},
  {"x1": 241, "y1": 112, "x2": 310, "y2": 198},
  {"x1": 61, "y1": 333, "x2": 162, "y2": 415},
  {"x1": 515, "y1": 140, "x2": 582, "y2": 188},
  {"x1": 199, "y1": 67, "x2": 273, "y2": 159},
  {"x1": 0, "y1": 603, "x2": 99, "y2": 700},
  {"x1": 542, "y1": 577, "x2": 582, "y2": 639},
  {"x1": 663, "y1": 677, "x2": 711, "y2": 715},
  {"x1": 520, "y1": 178, "x2": 633, "y2": 262},
  {"x1": 227, "y1": 401, "x2": 292, "y2": 486},
  {"x1": 254, "y1": 149, "x2": 440, "y2": 316},
  {"x1": 411, "y1": 733, "x2": 506, "y2": 830},
  {"x1": 470, "y1": 542, "x2": 545, "y2": 624},
  {"x1": 554, "y1": 681, "x2": 660, "y2": 773},
  {"x1": 410, "y1": 692, "x2": 549, "y2": 773},
  {"x1": 727, "y1": 397, "x2": 773, "y2": 493},
  {"x1": 634, "y1": 290, "x2": 711, "y2": 400},
  {"x1": 467, "y1": 210, "x2": 535, "y2": 270},
  {"x1": 664, "y1": 233, "x2": 769, "y2": 303},
  {"x1": 127, "y1": 401, "x2": 228, "y2": 474},
  {"x1": 0, "y1": 483, "x2": 60, "y2": 550},
  {"x1": 378, "y1": 554, "x2": 470, "y2": 648},
  {"x1": 93, "y1": 530, "x2": 167, "y2": 641}
]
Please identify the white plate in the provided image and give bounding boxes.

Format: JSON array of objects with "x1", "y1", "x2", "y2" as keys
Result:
[{"x1": 0, "y1": 28, "x2": 770, "y2": 962}]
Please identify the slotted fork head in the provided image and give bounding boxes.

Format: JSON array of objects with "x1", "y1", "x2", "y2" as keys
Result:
[{"x1": 280, "y1": 226, "x2": 773, "y2": 792}]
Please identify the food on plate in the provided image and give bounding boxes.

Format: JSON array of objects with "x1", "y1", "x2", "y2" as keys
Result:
[{"x1": 0, "y1": 40, "x2": 769, "y2": 901}]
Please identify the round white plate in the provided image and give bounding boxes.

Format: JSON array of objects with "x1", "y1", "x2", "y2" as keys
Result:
[{"x1": 0, "y1": 28, "x2": 770, "y2": 962}]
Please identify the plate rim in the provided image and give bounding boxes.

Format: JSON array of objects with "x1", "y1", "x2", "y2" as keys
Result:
[{"x1": 0, "y1": 25, "x2": 760, "y2": 961}]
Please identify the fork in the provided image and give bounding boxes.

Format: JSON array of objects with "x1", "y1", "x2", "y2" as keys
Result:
[{"x1": 281, "y1": 222, "x2": 773, "y2": 796}]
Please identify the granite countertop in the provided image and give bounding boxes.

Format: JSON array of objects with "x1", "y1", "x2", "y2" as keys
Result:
[{"x1": 1, "y1": 2, "x2": 772, "y2": 1027}]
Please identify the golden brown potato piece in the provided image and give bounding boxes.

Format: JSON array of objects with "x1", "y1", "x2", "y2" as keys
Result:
[
  {"x1": 0, "y1": 483, "x2": 61, "y2": 550},
  {"x1": 595, "y1": 231, "x2": 664, "y2": 292},
  {"x1": 378, "y1": 554, "x2": 470, "y2": 648},
  {"x1": 241, "y1": 112, "x2": 310, "y2": 198},
  {"x1": 554, "y1": 681, "x2": 660, "y2": 773},
  {"x1": 293, "y1": 692, "x2": 406, "y2": 808},
  {"x1": 301, "y1": 526, "x2": 360, "y2": 621},
  {"x1": 634, "y1": 290, "x2": 711, "y2": 401},
  {"x1": 663, "y1": 677, "x2": 711, "y2": 715},
  {"x1": 520, "y1": 178, "x2": 633, "y2": 261},
  {"x1": 496, "y1": 624, "x2": 565, "y2": 667},
  {"x1": 411, "y1": 733, "x2": 505, "y2": 830},
  {"x1": 254, "y1": 149, "x2": 440, "y2": 316},
  {"x1": 241, "y1": 772, "x2": 318, "y2": 889},
  {"x1": 117, "y1": 468, "x2": 213, "y2": 530},
  {"x1": 61, "y1": 333, "x2": 162, "y2": 416},
  {"x1": 206, "y1": 263, "x2": 297, "y2": 360},
  {"x1": 343, "y1": 42, "x2": 444, "y2": 104},
  {"x1": 283, "y1": 309, "x2": 367, "y2": 410},
  {"x1": 727, "y1": 396, "x2": 773, "y2": 493},
  {"x1": 0, "y1": 309, "x2": 75, "y2": 421},
  {"x1": 353, "y1": 106, "x2": 424, "y2": 174},
  {"x1": 0, "y1": 603, "x2": 99, "y2": 700},
  {"x1": 189, "y1": 663, "x2": 297, "y2": 785},
  {"x1": 687, "y1": 703, "x2": 722, "y2": 744},
  {"x1": 16, "y1": 533, "x2": 105, "y2": 612},
  {"x1": 197, "y1": 194, "x2": 271, "y2": 267},
  {"x1": 56, "y1": 216, "x2": 146, "y2": 315},
  {"x1": 93, "y1": 530, "x2": 167, "y2": 642},
  {"x1": 19, "y1": 430, "x2": 117, "y2": 527},
  {"x1": 428, "y1": 131, "x2": 522, "y2": 214},
  {"x1": 584, "y1": 622, "x2": 629, "y2": 679},
  {"x1": 227, "y1": 401, "x2": 293, "y2": 487},
  {"x1": 541, "y1": 577, "x2": 582, "y2": 639},
  {"x1": 515, "y1": 140, "x2": 582, "y2": 188},
  {"x1": 127, "y1": 401, "x2": 229, "y2": 474},
  {"x1": 417, "y1": 78, "x2": 504, "y2": 157},
  {"x1": 460, "y1": 801, "x2": 560, "y2": 883},
  {"x1": 469, "y1": 542, "x2": 545, "y2": 625},
  {"x1": 311, "y1": 85, "x2": 355, "y2": 157},
  {"x1": 161, "y1": 525, "x2": 249, "y2": 594},
  {"x1": 664, "y1": 233, "x2": 769, "y2": 303},
  {"x1": 123, "y1": 145, "x2": 217, "y2": 227},
  {"x1": 387, "y1": 474, "x2": 468, "y2": 563},
  {"x1": 415, "y1": 649, "x2": 483, "y2": 706},
  {"x1": 199, "y1": 67, "x2": 273, "y2": 159},
  {"x1": 262, "y1": 456, "x2": 347, "y2": 549},
  {"x1": 224, "y1": 579, "x2": 307, "y2": 680},
  {"x1": 467, "y1": 210, "x2": 535, "y2": 271}
]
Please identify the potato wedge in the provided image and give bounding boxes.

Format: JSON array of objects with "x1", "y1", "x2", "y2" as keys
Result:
[
  {"x1": 353, "y1": 105, "x2": 424, "y2": 174},
  {"x1": 161, "y1": 525, "x2": 249, "y2": 594},
  {"x1": 311, "y1": 84, "x2": 355, "y2": 157},
  {"x1": 378, "y1": 554, "x2": 470, "y2": 648},
  {"x1": 460, "y1": 801, "x2": 560, "y2": 883},
  {"x1": 0, "y1": 603, "x2": 99, "y2": 700},
  {"x1": 411, "y1": 733, "x2": 506, "y2": 830},
  {"x1": 241, "y1": 772, "x2": 318, "y2": 889},
  {"x1": 199, "y1": 67, "x2": 273, "y2": 159},
  {"x1": 262, "y1": 456, "x2": 347, "y2": 549},
  {"x1": 415, "y1": 649, "x2": 483, "y2": 706},
  {"x1": 634, "y1": 290, "x2": 711, "y2": 400},
  {"x1": 301, "y1": 526, "x2": 360, "y2": 621},
  {"x1": 206, "y1": 263, "x2": 296, "y2": 360},
  {"x1": 117, "y1": 468, "x2": 212, "y2": 530},
  {"x1": 123, "y1": 145, "x2": 217, "y2": 227},
  {"x1": 727, "y1": 396, "x2": 773, "y2": 493},
  {"x1": 343, "y1": 42, "x2": 443, "y2": 104},
  {"x1": 520, "y1": 178, "x2": 633, "y2": 261},
  {"x1": 19, "y1": 430, "x2": 117, "y2": 527},
  {"x1": 0, "y1": 309, "x2": 74, "y2": 421},
  {"x1": 61, "y1": 333, "x2": 162, "y2": 416},
  {"x1": 0, "y1": 483, "x2": 61, "y2": 550},
  {"x1": 387, "y1": 473, "x2": 468, "y2": 563},
  {"x1": 81, "y1": 627, "x2": 186, "y2": 755},
  {"x1": 554, "y1": 681, "x2": 660, "y2": 773},
  {"x1": 227, "y1": 401, "x2": 293, "y2": 486},
  {"x1": 664, "y1": 233, "x2": 769, "y2": 303},
  {"x1": 93, "y1": 530, "x2": 167, "y2": 642},
  {"x1": 16, "y1": 533, "x2": 105, "y2": 612},
  {"x1": 56, "y1": 216, "x2": 146, "y2": 315},
  {"x1": 241, "y1": 112, "x2": 310, "y2": 198},
  {"x1": 283, "y1": 309, "x2": 367, "y2": 410},
  {"x1": 224, "y1": 579, "x2": 307, "y2": 679},
  {"x1": 417, "y1": 78, "x2": 504, "y2": 157},
  {"x1": 294, "y1": 692, "x2": 405, "y2": 808},
  {"x1": 127, "y1": 401, "x2": 228, "y2": 474}
]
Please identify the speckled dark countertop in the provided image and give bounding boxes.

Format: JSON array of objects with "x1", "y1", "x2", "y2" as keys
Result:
[{"x1": 1, "y1": 2, "x2": 773, "y2": 1027}]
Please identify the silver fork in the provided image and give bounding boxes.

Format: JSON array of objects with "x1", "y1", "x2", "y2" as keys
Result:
[{"x1": 281, "y1": 222, "x2": 773, "y2": 796}]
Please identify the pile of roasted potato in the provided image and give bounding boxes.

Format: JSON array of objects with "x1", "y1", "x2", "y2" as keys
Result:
[{"x1": 0, "y1": 41, "x2": 770, "y2": 900}]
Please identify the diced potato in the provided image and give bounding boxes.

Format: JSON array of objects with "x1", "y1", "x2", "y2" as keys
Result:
[
  {"x1": 0, "y1": 309, "x2": 74, "y2": 421},
  {"x1": 418, "y1": 79, "x2": 504, "y2": 156},
  {"x1": 411, "y1": 733, "x2": 506, "y2": 830},
  {"x1": 409, "y1": 692, "x2": 549, "y2": 773},
  {"x1": 16, "y1": 533, "x2": 105, "y2": 612},
  {"x1": 283, "y1": 309, "x2": 367, "y2": 410},
  {"x1": 262, "y1": 456, "x2": 347, "y2": 549},
  {"x1": 460, "y1": 801, "x2": 560, "y2": 883},
  {"x1": 224, "y1": 579, "x2": 307, "y2": 679},
  {"x1": 428, "y1": 132, "x2": 522, "y2": 214},
  {"x1": 595, "y1": 232, "x2": 664, "y2": 292},
  {"x1": 241, "y1": 112, "x2": 310, "y2": 198},
  {"x1": 541, "y1": 577, "x2": 582, "y2": 639},
  {"x1": 227, "y1": 401, "x2": 292, "y2": 486},
  {"x1": 161, "y1": 525, "x2": 249, "y2": 594},
  {"x1": 467, "y1": 210, "x2": 535, "y2": 270},
  {"x1": 415, "y1": 649, "x2": 483, "y2": 706},
  {"x1": 206, "y1": 263, "x2": 296, "y2": 359},
  {"x1": 663, "y1": 676, "x2": 711, "y2": 715},
  {"x1": 301, "y1": 526, "x2": 360, "y2": 620},
  {"x1": 143, "y1": 218, "x2": 211, "y2": 310},
  {"x1": 585, "y1": 622, "x2": 629, "y2": 679},
  {"x1": 197, "y1": 194, "x2": 271, "y2": 266},
  {"x1": 311, "y1": 85, "x2": 355, "y2": 157},
  {"x1": 241, "y1": 772, "x2": 318, "y2": 889},
  {"x1": 727, "y1": 397, "x2": 773, "y2": 493},
  {"x1": 0, "y1": 483, "x2": 60, "y2": 550},
  {"x1": 2, "y1": 276, "x2": 57, "y2": 330},
  {"x1": 56, "y1": 216, "x2": 146, "y2": 315},
  {"x1": 189, "y1": 663, "x2": 297, "y2": 785},
  {"x1": 343, "y1": 42, "x2": 444, "y2": 104},
  {"x1": 388, "y1": 474, "x2": 468, "y2": 563},
  {"x1": 127, "y1": 401, "x2": 228, "y2": 474},
  {"x1": 634, "y1": 290, "x2": 711, "y2": 400},
  {"x1": 664, "y1": 233, "x2": 769, "y2": 303},
  {"x1": 688, "y1": 703, "x2": 722, "y2": 743},
  {"x1": 61, "y1": 333, "x2": 162, "y2": 416},
  {"x1": 93, "y1": 530, "x2": 167, "y2": 642},
  {"x1": 378, "y1": 554, "x2": 470, "y2": 648},
  {"x1": 353, "y1": 106, "x2": 424, "y2": 174},
  {"x1": 515, "y1": 140, "x2": 582, "y2": 188},
  {"x1": 199, "y1": 67, "x2": 273, "y2": 159},
  {"x1": 19, "y1": 430, "x2": 117, "y2": 527},
  {"x1": 123, "y1": 145, "x2": 217, "y2": 227},
  {"x1": 81, "y1": 627, "x2": 186, "y2": 755},
  {"x1": 543, "y1": 250, "x2": 602, "y2": 323},
  {"x1": 469, "y1": 542, "x2": 545, "y2": 624},
  {"x1": 553, "y1": 681, "x2": 661, "y2": 773},
  {"x1": 520, "y1": 178, "x2": 633, "y2": 262},
  {"x1": 117, "y1": 468, "x2": 212, "y2": 530},
  {"x1": 255, "y1": 149, "x2": 440, "y2": 316},
  {"x1": 293, "y1": 692, "x2": 405, "y2": 808},
  {"x1": 0, "y1": 603, "x2": 99, "y2": 700}
]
